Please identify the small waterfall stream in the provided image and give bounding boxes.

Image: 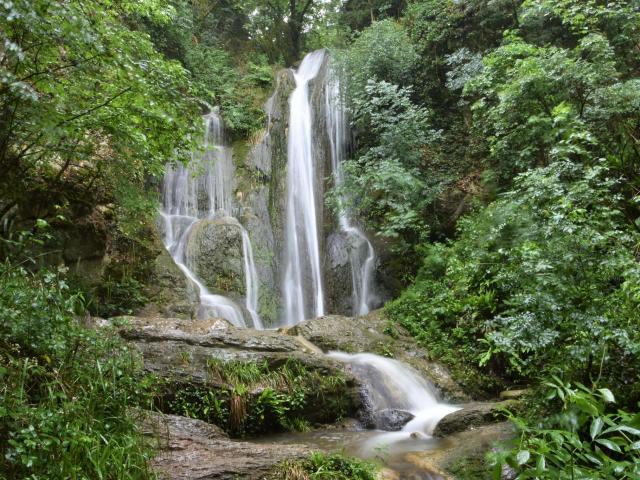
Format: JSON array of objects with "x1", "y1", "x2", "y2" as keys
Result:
[
  {"x1": 325, "y1": 63, "x2": 377, "y2": 316},
  {"x1": 160, "y1": 111, "x2": 263, "y2": 328},
  {"x1": 330, "y1": 353, "x2": 460, "y2": 444},
  {"x1": 283, "y1": 50, "x2": 327, "y2": 325}
]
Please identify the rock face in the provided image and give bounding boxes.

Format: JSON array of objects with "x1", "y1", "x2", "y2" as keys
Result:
[
  {"x1": 235, "y1": 69, "x2": 295, "y2": 325},
  {"x1": 324, "y1": 231, "x2": 356, "y2": 315},
  {"x1": 186, "y1": 217, "x2": 245, "y2": 300},
  {"x1": 145, "y1": 412, "x2": 311, "y2": 480}
]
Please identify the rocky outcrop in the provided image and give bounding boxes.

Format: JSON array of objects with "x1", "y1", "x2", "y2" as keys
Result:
[
  {"x1": 144, "y1": 412, "x2": 311, "y2": 480},
  {"x1": 139, "y1": 234, "x2": 196, "y2": 319},
  {"x1": 235, "y1": 69, "x2": 295, "y2": 325},
  {"x1": 186, "y1": 217, "x2": 245, "y2": 300}
]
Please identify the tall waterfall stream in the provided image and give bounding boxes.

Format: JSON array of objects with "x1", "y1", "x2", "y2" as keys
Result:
[{"x1": 159, "y1": 51, "x2": 458, "y2": 477}]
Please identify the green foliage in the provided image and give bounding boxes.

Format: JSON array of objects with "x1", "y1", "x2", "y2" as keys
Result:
[
  {"x1": 387, "y1": 161, "x2": 640, "y2": 401},
  {"x1": 333, "y1": 80, "x2": 434, "y2": 245},
  {"x1": 0, "y1": 261, "x2": 154, "y2": 479},
  {"x1": 344, "y1": 19, "x2": 418, "y2": 98},
  {"x1": 163, "y1": 359, "x2": 351, "y2": 437},
  {"x1": 497, "y1": 378, "x2": 640, "y2": 479},
  {"x1": 0, "y1": 0, "x2": 201, "y2": 261},
  {"x1": 270, "y1": 452, "x2": 377, "y2": 480}
]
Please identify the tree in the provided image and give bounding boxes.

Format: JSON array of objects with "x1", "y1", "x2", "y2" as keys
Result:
[
  {"x1": 241, "y1": 0, "x2": 323, "y2": 64},
  {"x1": 0, "y1": 0, "x2": 200, "y2": 243}
]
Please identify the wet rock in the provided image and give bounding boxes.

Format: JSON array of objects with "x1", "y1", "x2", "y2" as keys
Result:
[
  {"x1": 144, "y1": 412, "x2": 311, "y2": 480},
  {"x1": 139, "y1": 237, "x2": 196, "y2": 319},
  {"x1": 371, "y1": 409, "x2": 414, "y2": 431},
  {"x1": 324, "y1": 232, "x2": 353, "y2": 315},
  {"x1": 186, "y1": 217, "x2": 245, "y2": 299},
  {"x1": 433, "y1": 401, "x2": 517, "y2": 437},
  {"x1": 238, "y1": 69, "x2": 295, "y2": 325}
]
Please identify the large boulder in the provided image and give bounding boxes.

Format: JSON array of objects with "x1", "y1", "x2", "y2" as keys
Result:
[
  {"x1": 186, "y1": 217, "x2": 245, "y2": 299},
  {"x1": 144, "y1": 412, "x2": 311, "y2": 480},
  {"x1": 433, "y1": 401, "x2": 517, "y2": 437},
  {"x1": 370, "y1": 409, "x2": 415, "y2": 431}
]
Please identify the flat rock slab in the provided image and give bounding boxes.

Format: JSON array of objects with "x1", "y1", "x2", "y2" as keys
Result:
[
  {"x1": 144, "y1": 412, "x2": 311, "y2": 479},
  {"x1": 108, "y1": 316, "x2": 346, "y2": 383}
]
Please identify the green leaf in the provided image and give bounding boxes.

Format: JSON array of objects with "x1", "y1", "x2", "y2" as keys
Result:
[
  {"x1": 598, "y1": 388, "x2": 615, "y2": 403},
  {"x1": 516, "y1": 450, "x2": 530, "y2": 465},
  {"x1": 590, "y1": 417, "x2": 604, "y2": 440},
  {"x1": 595, "y1": 438, "x2": 622, "y2": 453}
]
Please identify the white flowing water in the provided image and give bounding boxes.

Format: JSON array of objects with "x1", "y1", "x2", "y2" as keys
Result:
[
  {"x1": 160, "y1": 111, "x2": 263, "y2": 328},
  {"x1": 283, "y1": 50, "x2": 327, "y2": 325},
  {"x1": 329, "y1": 352, "x2": 460, "y2": 453},
  {"x1": 325, "y1": 62, "x2": 377, "y2": 316},
  {"x1": 240, "y1": 225, "x2": 263, "y2": 329}
]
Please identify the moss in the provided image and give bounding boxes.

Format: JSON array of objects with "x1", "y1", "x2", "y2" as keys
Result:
[{"x1": 156, "y1": 359, "x2": 354, "y2": 437}]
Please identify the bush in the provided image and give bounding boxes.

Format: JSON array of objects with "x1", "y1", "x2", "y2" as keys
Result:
[
  {"x1": 0, "y1": 262, "x2": 154, "y2": 479},
  {"x1": 386, "y1": 160, "x2": 640, "y2": 403},
  {"x1": 497, "y1": 378, "x2": 640, "y2": 479}
]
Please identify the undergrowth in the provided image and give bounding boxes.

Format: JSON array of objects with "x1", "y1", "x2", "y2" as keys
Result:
[
  {"x1": 161, "y1": 358, "x2": 352, "y2": 437},
  {"x1": 268, "y1": 452, "x2": 377, "y2": 480},
  {"x1": 0, "y1": 261, "x2": 155, "y2": 479}
]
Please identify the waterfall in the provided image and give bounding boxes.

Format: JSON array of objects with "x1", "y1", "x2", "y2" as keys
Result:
[
  {"x1": 283, "y1": 50, "x2": 327, "y2": 325},
  {"x1": 240, "y1": 226, "x2": 263, "y2": 329},
  {"x1": 160, "y1": 111, "x2": 263, "y2": 328},
  {"x1": 325, "y1": 62, "x2": 377, "y2": 316},
  {"x1": 329, "y1": 352, "x2": 460, "y2": 449}
]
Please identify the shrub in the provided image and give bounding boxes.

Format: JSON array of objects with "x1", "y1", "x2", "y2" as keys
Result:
[
  {"x1": 0, "y1": 262, "x2": 155, "y2": 479},
  {"x1": 497, "y1": 378, "x2": 640, "y2": 479},
  {"x1": 386, "y1": 160, "x2": 640, "y2": 402},
  {"x1": 270, "y1": 452, "x2": 377, "y2": 480}
]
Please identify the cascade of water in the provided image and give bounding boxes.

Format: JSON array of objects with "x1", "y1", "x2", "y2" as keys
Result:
[
  {"x1": 325, "y1": 62, "x2": 377, "y2": 316},
  {"x1": 160, "y1": 111, "x2": 263, "y2": 329},
  {"x1": 240, "y1": 225, "x2": 263, "y2": 329},
  {"x1": 283, "y1": 50, "x2": 327, "y2": 325},
  {"x1": 329, "y1": 352, "x2": 460, "y2": 449}
]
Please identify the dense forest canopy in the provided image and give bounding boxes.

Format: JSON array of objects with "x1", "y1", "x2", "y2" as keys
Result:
[{"x1": 1, "y1": 0, "x2": 639, "y2": 478}]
